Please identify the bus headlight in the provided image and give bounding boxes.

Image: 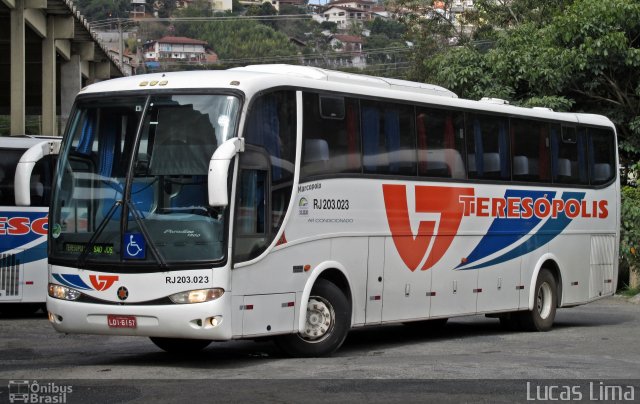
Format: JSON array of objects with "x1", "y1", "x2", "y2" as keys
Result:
[
  {"x1": 169, "y1": 288, "x2": 224, "y2": 304},
  {"x1": 48, "y1": 283, "x2": 82, "y2": 301}
]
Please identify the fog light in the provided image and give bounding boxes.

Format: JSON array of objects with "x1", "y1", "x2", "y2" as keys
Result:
[
  {"x1": 169, "y1": 288, "x2": 224, "y2": 304},
  {"x1": 48, "y1": 283, "x2": 81, "y2": 301},
  {"x1": 48, "y1": 312, "x2": 63, "y2": 323},
  {"x1": 209, "y1": 316, "x2": 222, "y2": 327}
]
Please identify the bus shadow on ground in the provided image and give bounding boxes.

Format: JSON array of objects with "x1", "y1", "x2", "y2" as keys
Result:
[
  {"x1": 92, "y1": 314, "x2": 632, "y2": 369},
  {"x1": 0, "y1": 305, "x2": 47, "y2": 319},
  {"x1": 92, "y1": 310, "x2": 633, "y2": 368}
]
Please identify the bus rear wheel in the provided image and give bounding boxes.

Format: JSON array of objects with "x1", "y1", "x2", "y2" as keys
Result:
[
  {"x1": 150, "y1": 337, "x2": 211, "y2": 354},
  {"x1": 519, "y1": 268, "x2": 557, "y2": 331},
  {"x1": 276, "y1": 279, "x2": 351, "y2": 357}
]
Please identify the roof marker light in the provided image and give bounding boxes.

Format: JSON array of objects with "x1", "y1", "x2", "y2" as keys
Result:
[{"x1": 139, "y1": 81, "x2": 148, "y2": 87}]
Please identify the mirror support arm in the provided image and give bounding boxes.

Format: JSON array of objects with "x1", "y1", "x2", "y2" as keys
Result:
[
  {"x1": 208, "y1": 137, "x2": 244, "y2": 207},
  {"x1": 15, "y1": 140, "x2": 61, "y2": 206}
]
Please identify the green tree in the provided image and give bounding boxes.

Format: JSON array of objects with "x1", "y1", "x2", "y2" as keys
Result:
[
  {"x1": 367, "y1": 18, "x2": 406, "y2": 40},
  {"x1": 77, "y1": 0, "x2": 130, "y2": 21},
  {"x1": 173, "y1": 18, "x2": 299, "y2": 65},
  {"x1": 275, "y1": 4, "x2": 315, "y2": 39},
  {"x1": 469, "y1": 0, "x2": 574, "y2": 38},
  {"x1": 413, "y1": 0, "x2": 640, "y2": 169},
  {"x1": 245, "y1": 2, "x2": 278, "y2": 28},
  {"x1": 232, "y1": 0, "x2": 245, "y2": 14},
  {"x1": 621, "y1": 185, "x2": 640, "y2": 283},
  {"x1": 388, "y1": 0, "x2": 469, "y2": 81},
  {"x1": 320, "y1": 21, "x2": 338, "y2": 33},
  {"x1": 155, "y1": 0, "x2": 176, "y2": 18}
]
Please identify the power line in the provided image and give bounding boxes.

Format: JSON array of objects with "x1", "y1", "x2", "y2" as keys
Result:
[{"x1": 89, "y1": 14, "x2": 313, "y2": 26}]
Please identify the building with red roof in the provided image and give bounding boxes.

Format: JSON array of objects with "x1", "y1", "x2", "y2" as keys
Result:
[{"x1": 142, "y1": 36, "x2": 212, "y2": 63}]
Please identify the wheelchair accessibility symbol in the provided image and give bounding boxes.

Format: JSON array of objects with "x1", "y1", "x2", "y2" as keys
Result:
[{"x1": 124, "y1": 233, "x2": 146, "y2": 259}]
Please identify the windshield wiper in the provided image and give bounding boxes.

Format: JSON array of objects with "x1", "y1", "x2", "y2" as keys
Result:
[
  {"x1": 76, "y1": 198, "x2": 167, "y2": 268},
  {"x1": 77, "y1": 200, "x2": 121, "y2": 268}
]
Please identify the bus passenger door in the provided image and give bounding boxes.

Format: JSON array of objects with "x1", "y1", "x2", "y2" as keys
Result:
[{"x1": 233, "y1": 146, "x2": 271, "y2": 263}]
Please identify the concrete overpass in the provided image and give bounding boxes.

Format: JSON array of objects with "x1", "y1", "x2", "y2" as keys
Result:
[{"x1": 1, "y1": 0, "x2": 127, "y2": 137}]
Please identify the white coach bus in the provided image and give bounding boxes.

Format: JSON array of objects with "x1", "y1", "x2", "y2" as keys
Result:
[
  {"x1": 0, "y1": 136, "x2": 60, "y2": 314},
  {"x1": 44, "y1": 65, "x2": 619, "y2": 356}
]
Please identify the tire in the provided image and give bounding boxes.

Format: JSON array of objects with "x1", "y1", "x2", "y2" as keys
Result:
[
  {"x1": 276, "y1": 278, "x2": 351, "y2": 357},
  {"x1": 519, "y1": 268, "x2": 557, "y2": 331},
  {"x1": 150, "y1": 337, "x2": 211, "y2": 354}
]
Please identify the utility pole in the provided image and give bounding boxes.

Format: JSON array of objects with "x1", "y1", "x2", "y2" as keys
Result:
[{"x1": 118, "y1": 19, "x2": 124, "y2": 69}]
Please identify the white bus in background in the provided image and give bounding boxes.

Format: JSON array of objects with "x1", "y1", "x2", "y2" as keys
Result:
[
  {"x1": 44, "y1": 65, "x2": 619, "y2": 356},
  {"x1": 0, "y1": 136, "x2": 60, "y2": 315}
]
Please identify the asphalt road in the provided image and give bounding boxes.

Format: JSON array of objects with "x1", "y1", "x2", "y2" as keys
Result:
[{"x1": 0, "y1": 296, "x2": 638, "y2": 403}]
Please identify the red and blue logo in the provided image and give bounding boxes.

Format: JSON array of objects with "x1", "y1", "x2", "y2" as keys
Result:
[
  {"x1": 383, "y1": 185, "x2": 608, "y2": 272},
  {"x1": 52, "y1": 273, "x2": 119, "y2": 291},
  {"x1": 383, "y1": 184, "x2": 474, "y2": 271}
]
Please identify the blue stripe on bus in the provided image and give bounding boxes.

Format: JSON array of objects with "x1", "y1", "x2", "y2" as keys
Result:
[
  {"x1": 459, "y1": 191, "x2": 585, "y2": 270},
  {"x1": 457, "y1": 190, "x2": 555, "y2": 268},
  {"x1": 11, "y1": 242, "x2": 47, "y2": 264},
  {"x1": 52, "y1": 273, "x2": 92, "y2": 290}
]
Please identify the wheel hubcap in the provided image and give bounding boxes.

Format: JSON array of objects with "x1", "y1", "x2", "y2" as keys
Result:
[
  {"x1": 300, "y1": 296, "x2": 335, "y2": 342},
  {"x1": 537, "y1": 282, "x2": 552, "y2": 319}
]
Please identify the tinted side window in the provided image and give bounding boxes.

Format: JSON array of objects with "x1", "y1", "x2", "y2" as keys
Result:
[
  {"x1": 361, "y1": 100, "x2": 416, "y2": 175},
  {"x1": 551, "y1": 126, "x2": 588, "y2": 185},
  {"x1": 466, "y1": 114, "x2": 510, "y2": 180},
  {"x1": 0, "y1": 149, "x2": 22, "y2": 206},
  {"x1": 416, "y1": 108, "x2": 465, "y2": 179},
  {"x1": 301, "y1": 93, "x2": 361, "y2": 178},
  {"x1": 0, "y1": 149, "x2": 55, "y2": 207},
  {"x1": 589, "y1": 127, "x2": 616, "y2": 185},
  {"x1": 511, "y1": 119, "x2": 551, "y2": 183}
]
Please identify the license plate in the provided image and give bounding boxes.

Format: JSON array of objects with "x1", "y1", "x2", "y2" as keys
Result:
[{"x1": 107, "y1": 315, "x2": 137, "y2": 329}]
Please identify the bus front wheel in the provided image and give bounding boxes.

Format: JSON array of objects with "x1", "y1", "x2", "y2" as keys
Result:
[
  {"x1": 150, "y1": 337, "x2": 211, "y2": 354},
  {"x1": 276, "y1": 279, "x2": 351, "y2": 357},
  {"x1": 519, "y1": 268, "x2": 557, "y2": 331}
]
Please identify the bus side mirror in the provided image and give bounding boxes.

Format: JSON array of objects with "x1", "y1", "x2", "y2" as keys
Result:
[
  {"x1": 208, "y1": 137, "x2": 244, "y2": 207},
  {"x1": 15, "y1": 140, "x2": 61, "y2": 206}
]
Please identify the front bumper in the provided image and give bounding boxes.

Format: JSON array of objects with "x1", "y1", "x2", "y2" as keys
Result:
[{"x1": 46, "y1": 293, "x2": 232, "y2": 340}]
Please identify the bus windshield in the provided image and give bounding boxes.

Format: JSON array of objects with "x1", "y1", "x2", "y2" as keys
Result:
[{"x1": 49, "y1": 94, "x2": 241, "y2": 269}]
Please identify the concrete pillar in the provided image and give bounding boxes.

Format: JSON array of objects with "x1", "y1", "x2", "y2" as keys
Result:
[
  {"x1": 10, "y1": 0, "x2": 25, "y2": 136},
  {"x1": 42, "y1": 15, "x2": 57, "y2": 136},
  {"x1": 60, "y1": 54, "x2": 82, "y2": 131}
]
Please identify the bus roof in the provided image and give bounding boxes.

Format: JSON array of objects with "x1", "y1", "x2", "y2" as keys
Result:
[
  {"x1": 0, "y1": 135, "x2": 60, "y2": 150},
  {"x1": 78, "y1": 65, "x2": 615, "y2": 129}
]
